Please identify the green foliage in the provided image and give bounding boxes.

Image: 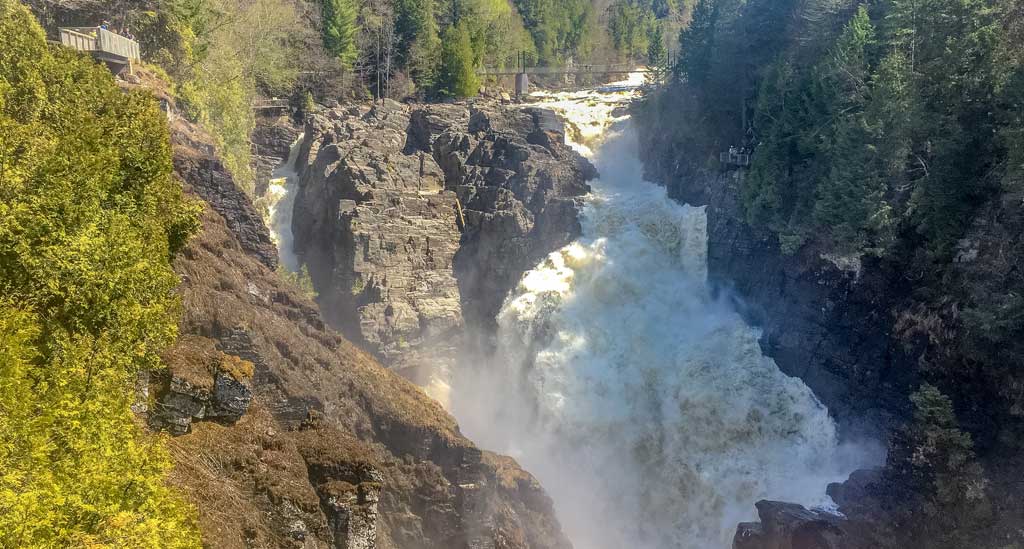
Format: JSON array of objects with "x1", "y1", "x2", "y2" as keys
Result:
[
  {"x1": 437, "y1": 23, "x2": 480, "y2": 97},
  {"x1": 322, "y1": 0, "x2": 361, "y2": 68},
  {"x1": 397, "y1": 0, "x2": 442, "y2": 89},
  {"x1": 279, "y1": 265, "x2": 319, "y2": 300},
  {"x1": 906, "y1": 385, "x2": 989, "y2": 512},
  {"x1": 607, "y1": 0, "x2": 654, "y2": 59},
  {"x1": 659, "y1": 0, "x2": 1014, "y2": 257},
  {"x1": 513, "y1": 0, "x2": 594, "y2": 63},
  {"x1": 158, "y1": 0, "x2": 304, "y2": 195},
  {"x1": 675, "y1": 0, "x2": 718, "y2": 86},
  {"x1": 0, "y1": 1, "x2": 201, "y2": 546},
  {"x1": 647, "y1": 23, "x2": 668, "y2": 68}
]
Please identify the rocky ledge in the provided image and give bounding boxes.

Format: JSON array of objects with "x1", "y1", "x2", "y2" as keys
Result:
[{"x1": 291, "y1": 99, "x2": 593, "y2": 384}]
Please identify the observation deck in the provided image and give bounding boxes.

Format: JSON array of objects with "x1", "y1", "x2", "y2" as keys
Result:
[{"x1": 58, "y1": 27, "x2": 140, "y2": 74}]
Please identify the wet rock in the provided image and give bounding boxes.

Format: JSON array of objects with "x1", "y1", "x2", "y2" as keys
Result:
[{"x1": 733, "y1": 500, "x2": 846, "y2": 549}]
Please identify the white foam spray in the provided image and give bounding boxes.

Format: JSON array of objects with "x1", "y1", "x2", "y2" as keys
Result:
[
  {"x1": 452, "y1": 77, "x2": 872, "y2": 548},
  {"x1": 263, "y1": 133, "x2": 304, "y2": 272}
]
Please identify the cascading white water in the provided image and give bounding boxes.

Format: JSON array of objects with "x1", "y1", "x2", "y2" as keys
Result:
[
  {"x1": 452, "y1": 77, "x2": 871, "y2": 548},
  {"x1": 263, "y1": 133, "x2": 304, "y2": 272}
]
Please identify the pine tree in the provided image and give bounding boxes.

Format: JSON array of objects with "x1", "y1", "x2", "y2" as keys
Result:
[
  {"x1": 647, "y1": 23, "x2": 668, "y2": 71},
  {"x1": 397, "y1": 0, "x2": 442, "y2": 90},
  {"x1": 676, "y1": 0, "x2": 718, "y2": 85},
  {"x1": 812, "y1": 5, "x2": 880, "y2": 252},
  {"x1": 322, "y1": 0, "x2": 360, "y2": 69},
  {"x1": 436, "y1": 23, "x2": 479, "y2": 98}
]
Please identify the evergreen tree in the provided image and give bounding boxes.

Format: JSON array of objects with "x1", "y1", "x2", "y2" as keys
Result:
[
  {"x1": 396, "y1": 0, "x2": 441, "y2": 89},
  {"x1": 513, "y1": 0, "x2": 594, "y2": 63},
  {"x1": 896, "y1": 384, "x2": 990, "y2": 534},
  {"x1": 676, "y1": 0, "x2": 718, "y2": 85},
  {"x1": 436, "y1": 23, "x2": 479, "y2": 97},
  {"x1": 607, "y1": 0, "x2": 653, "y2": 59},
  {"x1": 322, "y1": 0, "x2": 360, "y2": 69},
  {"x1": 647, "y1": 23, "x2": 668, "y2": 71},
  {"x1": 0, "y1": 1, "x2": 201, "y2": 545},
  {"x1": 812, "y1": 5, "x2": 882, "y2": 251}
]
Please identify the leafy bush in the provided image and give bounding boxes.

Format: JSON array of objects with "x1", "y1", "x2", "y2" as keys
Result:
[{"x1": 0, "y1": 1, "x2": 201, "y2": 545}]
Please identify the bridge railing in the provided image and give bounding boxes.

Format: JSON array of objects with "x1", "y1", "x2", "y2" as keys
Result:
[{"x1": 477, "y1": 64, "x2": 648, "y2": 76}]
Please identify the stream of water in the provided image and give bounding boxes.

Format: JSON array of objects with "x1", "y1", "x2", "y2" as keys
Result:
[
  {"x1": 451, "y1": 76, "x2": 870, "y2": 548},
  {"x1": 264, "y1": 133, "x2": 304, "y2": 272}
]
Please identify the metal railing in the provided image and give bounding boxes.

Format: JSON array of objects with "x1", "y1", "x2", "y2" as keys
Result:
[
  {"x1": 720, "y1": 150, "x2": 752, "y2": 167},
  {"x1": 478, "y1": 64, "x2": 649, "y2": 76}
]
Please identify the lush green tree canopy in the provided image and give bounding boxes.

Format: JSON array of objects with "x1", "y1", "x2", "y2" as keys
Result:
[{"x1": 0, "y1": 1, "x2": 201, "y2": 545}]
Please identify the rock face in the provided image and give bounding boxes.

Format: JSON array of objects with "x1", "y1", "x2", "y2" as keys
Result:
[
  {"x1": 150, "y1": 334, "x2": 255, "y2": 435},
  {"x1": 292, "y1": 100, "x2": 593, "y2": 380},
  {"x1": 172, "y1": 119, "x2": 279, "y2": 270},
  {"x1": 732, "y1": 470, "x2": 894, "y2": 549},
  {"x1": 733, "y1": 501, "x2": 846, "y2": 549},
  {"x1": 165, "y1": 119, "x2": 573, "y2": 549}
]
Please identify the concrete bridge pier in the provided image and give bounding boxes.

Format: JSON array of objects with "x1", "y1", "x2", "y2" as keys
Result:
[{"x1": 515, "y1": 73, "x2": 529, "y2": 97}]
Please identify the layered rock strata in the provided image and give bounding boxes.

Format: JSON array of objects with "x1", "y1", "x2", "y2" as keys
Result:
[{"x1": 291, "y1": 100, "x2": 593, "y2": 382}]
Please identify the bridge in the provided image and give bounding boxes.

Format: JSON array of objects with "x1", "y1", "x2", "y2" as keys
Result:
[
  {"x1": 478, "y1": 62, "x2": 649, "y2": 96},
  {"x1": 58, "y1": 27, "x2": 140, "y2": 75},
  {"x1": 477, "y1": 64, "x2": 649, "y2": 77}
]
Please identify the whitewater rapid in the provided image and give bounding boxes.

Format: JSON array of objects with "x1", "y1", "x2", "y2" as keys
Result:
[
  {"x1": 452, "y1": 77, "x2": 867, "y2": 548},
  {"x1": 263, "y1": 133, "x2": 304, "y2": 272}
]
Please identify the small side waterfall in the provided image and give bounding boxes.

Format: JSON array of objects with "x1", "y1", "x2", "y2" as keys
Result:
[
  {"x1": 263, "y1": 133, "x2": 304, "y2": 272},
  {"x1": 452, "y1": 78, "x2": 873, "y2": 548}
]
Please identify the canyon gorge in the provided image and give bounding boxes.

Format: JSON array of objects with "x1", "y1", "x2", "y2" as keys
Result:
[
  {"x1": 252, "y1": 76, "x2": 882, "y2": 548},
  {"x1": 7, "y1": 0, "x2": 1022, "y2": 546}
]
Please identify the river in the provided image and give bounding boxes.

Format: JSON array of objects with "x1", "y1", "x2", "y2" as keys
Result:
[{"x1": 450, "y1": 75, "x2": 868, "y2": 548}]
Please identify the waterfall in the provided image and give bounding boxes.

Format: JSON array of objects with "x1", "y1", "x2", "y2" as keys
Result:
[
  {"x1": 263, "y1": 133, "x2": 304, "y2": 272},
  {"x1": 452, "y1": 78, "x2": 870, "y2": 548}
]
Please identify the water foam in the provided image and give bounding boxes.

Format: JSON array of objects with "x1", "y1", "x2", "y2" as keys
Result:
[
  {"x1": 452, "y1": 80, "x2": 864, "y2": 548},
  {"x1": 264, "y1": 133, "x2": 304, "y2": 272}
]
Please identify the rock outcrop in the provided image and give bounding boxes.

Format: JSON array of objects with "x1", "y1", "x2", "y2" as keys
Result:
[
  {"x1": 291, "y1": 100, "x2": 593, "y2": 383},
  {"x1": 165, "y1": 120, "x2": 572, "y2": 548},
  {"x1": 149, "y1": 334, "x2": 255, "y2": 435},
  {"x1": 172, "y1": 119, "x2": 280, "y2": 270}
]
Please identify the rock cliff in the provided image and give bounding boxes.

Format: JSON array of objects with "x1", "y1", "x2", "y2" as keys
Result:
[
  {"x1": 291, "y1": 100, "x2": 593, "y2": 384},
  {"x1": 163, "y1": 116, "x2": 572, "y2": 549}
]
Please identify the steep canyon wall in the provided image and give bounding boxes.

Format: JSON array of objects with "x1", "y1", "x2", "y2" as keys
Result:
[{"x1": 290, "y1": 100, "x2": 594, "y2": 390}]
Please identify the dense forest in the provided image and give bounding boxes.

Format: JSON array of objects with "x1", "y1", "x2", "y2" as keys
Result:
[
  {"x1": 24, "y1": 0, "x2": 683, "y2": 196},
  {"x1": 637, "y1": 0, "x2": 1023, "y2": 546}
]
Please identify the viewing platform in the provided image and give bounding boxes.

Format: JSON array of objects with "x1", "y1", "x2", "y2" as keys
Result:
[
  {"x1": 720, "y1": 149, "x2": 752, "y2": 168},
  {"x1": 58, "y1": 27, "x2": 140, "y2": 74}
]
